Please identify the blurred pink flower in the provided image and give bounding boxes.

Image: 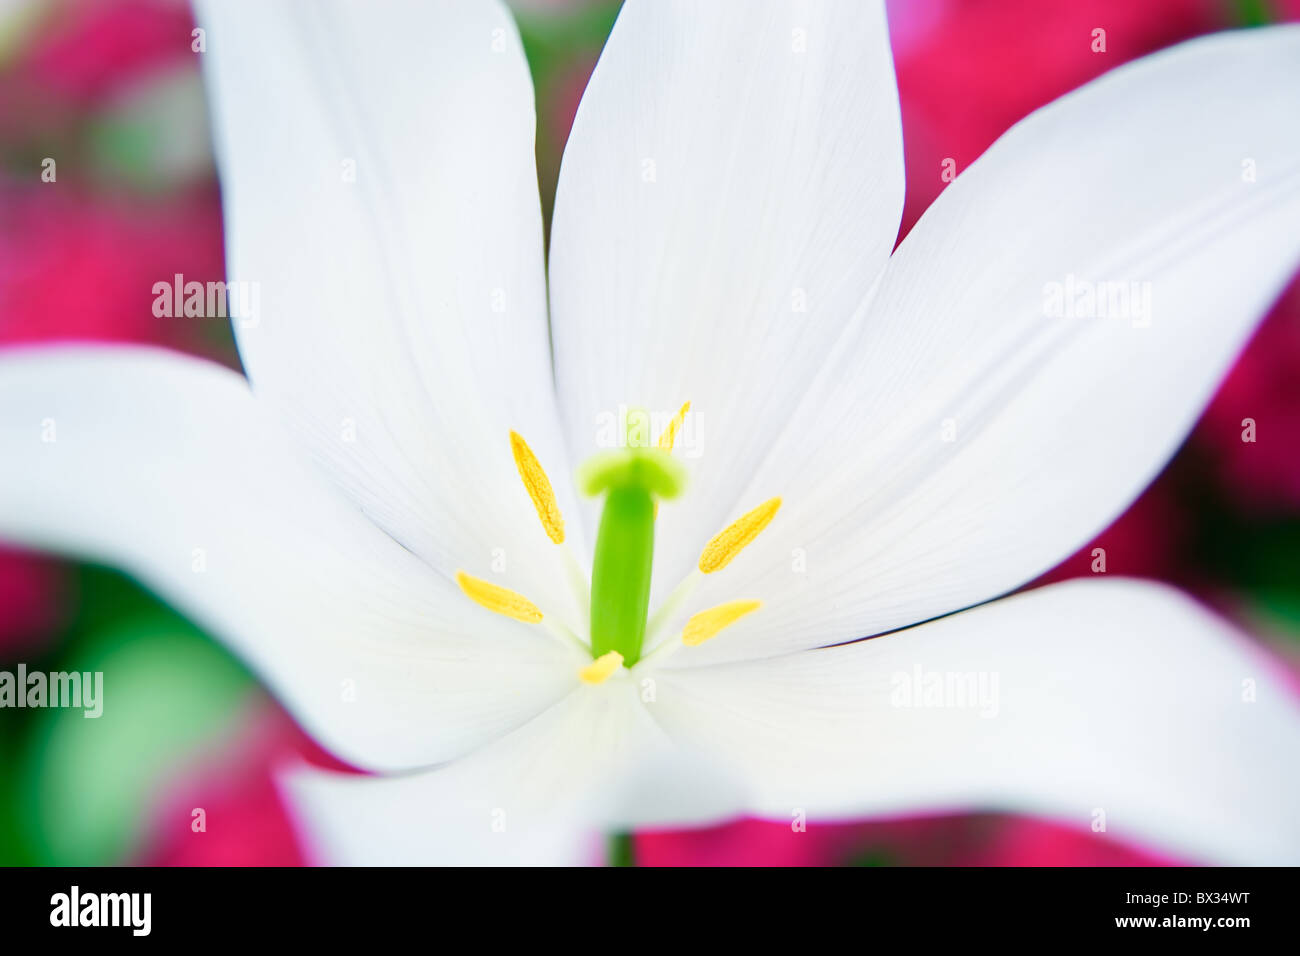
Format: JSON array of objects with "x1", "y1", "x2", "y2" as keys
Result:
[
  {"x1": 2, "y1": 0, "x2": 193, "y2": 109},
  {"x1": 0, "y1": 0, "x2": 222, "y2": 655},
  {"x1": 637, "y1": 815, "x2": 1175, "y2": 867},
  {"x1": 0, "y1": 544, "x2": 61, "y2": 654},
  {"x1": 1035, "y1": 479, "x2": 1195, "y2": 589},
  {"x1": 0, "y1": 183, "x2": 225, "y2": 652},
  {"x1": 1197, "y1": 277, "x2": 1300, "y2": 511},
  {"x1": 639, "y1": 818, "x2": 886, "y2": 868},
  {"x1": 138, "y1": 702, "x2": 350, "y2": 867},
  {"x1": 889, "y1": 0, "x2": 1223, "y2": 236},
  {"x1": 0, "y1": 184, "x2": 225, "y2": 348},
  {"x1": 946, "y1": 818, "x2": 1176, "y2": 867}
]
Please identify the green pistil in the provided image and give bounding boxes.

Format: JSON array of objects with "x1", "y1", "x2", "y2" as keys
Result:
[{"x1": 577, "y1": 441, "x2": 685, "y2": 667}]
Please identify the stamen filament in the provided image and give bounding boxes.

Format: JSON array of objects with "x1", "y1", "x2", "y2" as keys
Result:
[
  {"x1": 644, "y1": 569, "x2": 703, "y2": 648},
  {"x1": 561, "y1": 544, "x2": 591, "y2": 629},
  {"x1": 542, "y1": 616, "x2": 589, "y2": 655},
  {"x1": 698, "y1": 497, "x2": 781, "y2": 574},
  {"x1": 509, "y1": 430, "x2": 565, "y2": 545}
]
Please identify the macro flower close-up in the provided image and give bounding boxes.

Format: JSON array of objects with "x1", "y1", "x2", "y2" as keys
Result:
[{"x1": 1, "y1": 0, "x2": 1299, "y2": 884}]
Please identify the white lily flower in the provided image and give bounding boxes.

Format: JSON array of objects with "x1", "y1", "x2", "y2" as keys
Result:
[{"x1": 2, "y1": 0, "x2": 1299, "y2": 866}]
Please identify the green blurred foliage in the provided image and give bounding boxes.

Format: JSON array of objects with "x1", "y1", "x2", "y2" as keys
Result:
[
  {"x1": 86, "y1": 70, "x2": 214, "y2": 192},
  {"x1": 1232, "y1": 0, "x2": 1277, "y2": 27},
  {"x1": 1, "y1": 567, "x2": 254, "y2": 865},
  {"x1": 514, "y1": 0, "x2": 621, "y2": 231}
]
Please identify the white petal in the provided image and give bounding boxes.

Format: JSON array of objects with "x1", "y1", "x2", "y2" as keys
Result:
[
  {"x1": 548, "y1": 0, "x2": 904, "y2": 596},
  {"x1": 195, "y1": 0, "x2": 580, "y2": 613},
  {"x1": 284, "y1": 681, "x2": 737, "y2": 864},
  {"x1": 284, "y1": 768, "x2": 600, "y2": 867},
  {"x1": 649, "y1": 579, "x2": 1300, "y2": 864},
  {"x1": 668, "y1": 26, "x2": 1300, "y2": 663},
  {"x1": 0, "y1": 347, "x2": 580, "y2": 771}
]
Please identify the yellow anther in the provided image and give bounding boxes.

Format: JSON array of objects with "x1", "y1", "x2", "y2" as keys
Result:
[
  {"x1": 652, "y1": 401, "x2": 691, "y2": 520},
  {"x1": 579, "y1": 650, "x2": 624, "y2": 684},
  {"x1": 698, "y1": 497, "x2": 781, "y2": 573},
  {"x1": 455, "y1": 570, "x2": 543, "y2": 624},
  {"x1": 682, "y1": 600, "x2": 762, "y2": 646},
  {"x1": 509, "y1": 430, "x2": 565, "y2": 544},
  {"x1": 657, "y1": 401, "x2": 691, "y2": 452}
]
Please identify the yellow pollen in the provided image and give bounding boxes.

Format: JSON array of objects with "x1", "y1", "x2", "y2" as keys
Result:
[
  {"x1": 455, "y1": 570, "x2": 543, "y2": 624},
  {"x1": 509, "y1": 430, "x2": 565, "y2": 544},
  {"x1": 579, "y1": 650, "x2": 624, "y2": 684},
  {"x1": 657, "y1": 401, "x2": 691, "y2": 452},
  {"x1": 682, "y1": 600, "x2": 762, "y2": 646},
  {"x1": 653, "y1": 401, "x2": 691, "y2": 520},
  {"x1": 698, "y1": 497, "x2": 781, "y2": 573}
]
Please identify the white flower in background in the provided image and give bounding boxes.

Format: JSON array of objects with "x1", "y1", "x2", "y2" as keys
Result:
[{"x1": 2, "y1": 0, "x2": 1299, "y2": 865}]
